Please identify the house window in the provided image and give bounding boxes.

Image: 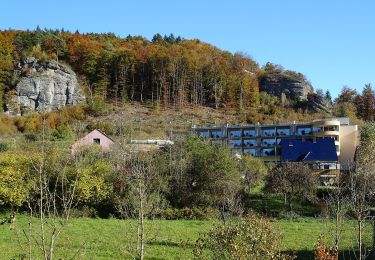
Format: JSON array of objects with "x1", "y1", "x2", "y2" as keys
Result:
[
  {"x1": 324, "y1": 165, "x2": 330, "y2": 170},
  {"x1": 93, "y1": 138, "x2": 101, "y2": 144}
]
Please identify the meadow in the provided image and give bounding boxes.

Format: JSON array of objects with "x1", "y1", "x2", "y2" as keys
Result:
[{"x1": 0, "y1": 215, "x2": 372, "y2": 259}]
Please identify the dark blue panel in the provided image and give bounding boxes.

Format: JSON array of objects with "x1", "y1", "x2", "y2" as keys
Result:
[{"x1": 280, "y1": 138, "x2": 338, "y2": 162}]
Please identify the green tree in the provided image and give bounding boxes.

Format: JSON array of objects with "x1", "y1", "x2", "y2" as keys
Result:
[
  {"x1": 163, "y1": 137, "x2": 242, "y2": 208},
  {"x1": 239, "y1": 155, "x2": 267, "y2": 193},
  {"x1": 0, "y1": 152, "x2": 34, "y2": 207},
  {"x1": 265, "y1": 162, "x2": 319, "y2": 211}
]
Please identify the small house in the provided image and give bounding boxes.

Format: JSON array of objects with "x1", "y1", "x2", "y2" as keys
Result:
[{"x1": 71, "y1": 129, "x2": 114, "y2": 154}]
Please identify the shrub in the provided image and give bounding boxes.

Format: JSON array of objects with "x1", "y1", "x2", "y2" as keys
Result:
[
  {"x1": 24, "y1": 133, "x2": 38, "y2": 142},
  {"x1": 0, "y1": 142, "x2": 9, "y2": 152},
  {"x1": 86, "y1": 121, "x2": 115, "y2": 136},
  {"x1": 69, "y1": 206, "x2": 98, "y2": 218},
  {"x1": 193, "y1": 214, "x2": 294, "y2": 259},
  {"x1": 85, "y1": 96, "x2": 111, "y2": 116},
  {"x1": 315, "y1": 236, "x2": 338, "y2": 260},
  {"x1": 158, "y1": 207, "x2": 218, "y2": 220}
]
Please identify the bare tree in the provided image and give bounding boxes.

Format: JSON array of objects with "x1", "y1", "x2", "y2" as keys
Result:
[
  {"x1": 323, "y1": 171, "x2": 350, "y2": 251},
  {"x1": 347, "y1": 121, "x2": 375, "y2": 259},
  {"x1": 112, "y1": 143, "x2": 166, "y2": 260},
  {"x1": 14, "y1": 114, "x2": 80, "y2": 260},
  {"x1": 346, "y1": 163, "x2": 374, "y2": 260}
]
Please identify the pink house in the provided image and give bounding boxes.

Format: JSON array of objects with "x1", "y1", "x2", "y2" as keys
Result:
[{"x1": 71, "y1": 129, "x2": 115, "y2": 154}]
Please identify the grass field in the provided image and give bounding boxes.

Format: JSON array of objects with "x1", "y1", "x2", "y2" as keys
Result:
[{"x1": 0, "y1": 215, "x2": 373, "y2": 259}]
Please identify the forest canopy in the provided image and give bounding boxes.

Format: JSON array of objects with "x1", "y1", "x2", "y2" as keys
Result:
[{"x1": 0, "y1": 28, "x2": 260, "y2": 111}]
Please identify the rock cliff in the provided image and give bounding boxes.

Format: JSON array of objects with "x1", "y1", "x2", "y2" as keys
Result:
[
  {"x1": 7, "y1": 57, "x2": 84, "y2": 114},
  {"x1": 259, "y1": 70, "x2": 313, "y2": 101},
  {"x1": 307, "y1": 93, "x2": 332, "y2": 113}
]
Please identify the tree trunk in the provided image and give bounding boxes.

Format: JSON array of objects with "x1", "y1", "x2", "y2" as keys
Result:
[
  {"x1": 138, "y1": 182, "x2": 145, "y2": 260},
  {"x1": 358, "y1": 219, "x2": 363, "y2": 260}
]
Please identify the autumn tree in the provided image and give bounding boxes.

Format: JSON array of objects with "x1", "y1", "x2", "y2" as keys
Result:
[
  {"x1": 354, "y1": 84, "x2": 375, "y2": 121},
  {"x1": 336, "y1": 86, "x2": 357, "y2": 104}
]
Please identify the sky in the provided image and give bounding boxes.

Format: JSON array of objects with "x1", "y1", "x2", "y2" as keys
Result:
[{"x1": 1, "y1": 0, "x2": 374, "y2": 98}]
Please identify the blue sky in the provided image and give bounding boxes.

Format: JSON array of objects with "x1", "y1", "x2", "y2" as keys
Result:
[{"x1": 1, "y1": 0, "x2": 374, "y2": 98}]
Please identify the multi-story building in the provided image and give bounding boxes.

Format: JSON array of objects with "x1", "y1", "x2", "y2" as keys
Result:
[{"x1": 191, "y1": 117, "x2": 359, "y2": 171}]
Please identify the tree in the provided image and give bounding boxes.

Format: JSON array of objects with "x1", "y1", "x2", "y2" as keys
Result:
[
  {"x1": 335, "y1": 86, "x2": 358, "y2": 104},
  {"x1": 355, "y1": 84, "x2": 375, "y2": 121},
  {"x1": 15, "y1": 143, "x2": 81, "y2": 260},
  {"x1": 193, "y1": 214, "x2": 292, "y2": 259},
  {"x1": 347, "y1": 121, "x2": 375, "y2": 259},
  {"x1": 239, "y1": 155, "x2": 267, "y2": 193},
  {"x1": 112, "y1": 143, "x2": 167, "y2": 260},
  {"x1": 0, "y1": 152, "x2": 34, "y2": 207},
  {"x1": 265, "y1": 162, "x2": 319, "y2": 211},
  {"x1": 325, "y1": 90, "x2": 332, "y2": 103},
  {"x1": 323, "y1": 172, "x2": 350, "y2": 251},
  {"x1": 73, "y1": 146, "x2": 114, "y2": 207},
  {"x1": 163, "y1": 137, "x2": 242, "y2": 209}
]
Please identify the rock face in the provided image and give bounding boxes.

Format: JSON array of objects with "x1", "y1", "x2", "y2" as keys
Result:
[
  {"x1": 8, "y1": 57, "x2": 84, "y2": 114},
  {"x1": 259, "y1": 72, "x2": 313, "y2": 101},
  {"x1": 307, "y1": 93, "x2": 332, "y2": 113}
]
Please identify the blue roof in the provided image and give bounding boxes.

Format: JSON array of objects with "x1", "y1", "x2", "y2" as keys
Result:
[{"x1": 280, "y1": 138, "x2": 338, "y2": 162}]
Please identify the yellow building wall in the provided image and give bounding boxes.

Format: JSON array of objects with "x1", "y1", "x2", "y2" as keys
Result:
[{"x1": 339, "y1": 125, "x2": 359, "y2": 169}]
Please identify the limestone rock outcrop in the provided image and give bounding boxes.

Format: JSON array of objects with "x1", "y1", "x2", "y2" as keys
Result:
[
  {"x1": 7, "y1": 57, "x2": 84, "y2": 114},
  {"x1": 259, "y1": 71, "x2": 313, "y2": 101}
]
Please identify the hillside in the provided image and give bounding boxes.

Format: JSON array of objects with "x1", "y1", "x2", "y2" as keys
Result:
[{"x1": 0, "y1": 28, "x2": 372, "y2": 139}]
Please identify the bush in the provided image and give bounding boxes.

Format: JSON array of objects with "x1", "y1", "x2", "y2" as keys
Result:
[
  {"x1": 85, "y1": 96, "x2": 111, "y2": 116},
  {"x1": 69, "y1": 206, "x2": 98, "y2": 218},
  {"x1": 315, "y1": 236, "x2": 338, "y2": 260},
  {"x1": 0, "y1": 142, "x2": 9, "y2": 152},
  {"x1": 86, "y1": 121, "x2": 115, "y2": 136},
  {"x1": 193, "y1": 214, "x2": 294, "y2": 259},
  {"x1": 24, "y1": 133, "x2": 38, "y2": 142},
  {"x1": 158, "y1": 207, "x2": 218, "y2": 220}
]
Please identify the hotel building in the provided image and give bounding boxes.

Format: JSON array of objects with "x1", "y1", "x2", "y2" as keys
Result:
[{"x1": 191, "y1": 117, "x2": 359, "y2": 171}]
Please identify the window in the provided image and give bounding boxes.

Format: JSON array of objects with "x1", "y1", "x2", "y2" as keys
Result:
[
  {"x1": 93, "y1": 138, "x2": 101, "y2": 144},
  {"x1": 229, "y1": 140, "x2": 241, "y2": 148},
  {"x1": 261, "y1": 148, "x2": 275, "y2": 156},
  {"x1": 276, "y1": 128, "x2": 290, "y2": 136},
  {"x1": 211, "y1": 131, "x2": 225, "y2": 138},
  {"x1": 228, "y1": 130, "x2": 242, "y2": 138},
  {"x1": 243, "y1": 139, "x2": 257, "y2": 147},
  {"x1": 244, "y1": 149, "x2": 257, "y2": 156},
  {"x1": 243, "y1": 129, "x2": 256, "y2": 137},
  {"x1": 261, "y1": 129, "x2": 275, "y2": 137},
  {"x1": 296, "y1": 127, "x2": 312, "y2": 135},
  {"x1": 197, "y1": 131, "x2": 209, "y2": 137},
  {"x1": 324, "y1": 165, "x2": 330, "y2": 170},
  {"x1": 262, "y1": 139, "x2": 276, "y2": 146}
]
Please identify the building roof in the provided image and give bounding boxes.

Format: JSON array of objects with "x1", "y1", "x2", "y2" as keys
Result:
[
  {"x1": 280, "y1": 138, "x2": 338, "y2": 162},
  {"x1": 191, "y1": 117, "x2": 351, "y2": 130}
]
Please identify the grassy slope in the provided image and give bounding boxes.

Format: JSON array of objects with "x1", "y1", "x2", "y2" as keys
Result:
[
  {"x1": 0, "y1": 216, "x2": 372, "y2": 259},
  {"x1": 89, "y1": 102, "x2": 329, "y2": 140}
]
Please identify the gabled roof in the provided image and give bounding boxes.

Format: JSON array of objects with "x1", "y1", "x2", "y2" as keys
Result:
[
  {"x1": 92, "y1": 129, "x2": 115, "y2": 142},
  {"x1": 280, "y1": 138, "x2": 338, "y2": 162}
]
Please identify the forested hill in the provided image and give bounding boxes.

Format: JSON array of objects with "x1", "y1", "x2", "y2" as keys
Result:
[
  {"x1": 1, "y1": 29, "x2": 373, "y2": 127},
  {"x1": 0, "y1": 29, "x2": 261, "y2": 111}
]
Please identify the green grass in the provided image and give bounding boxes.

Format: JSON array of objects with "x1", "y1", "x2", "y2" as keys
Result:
[{"x1": 0, "y1": 215, "x2": 372, "y2": 259}]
